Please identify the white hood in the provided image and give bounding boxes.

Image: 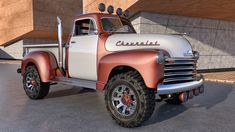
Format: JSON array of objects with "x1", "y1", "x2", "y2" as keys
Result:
[{"x1": 105, "y1": 34, "x2": 193, "y2": 58}]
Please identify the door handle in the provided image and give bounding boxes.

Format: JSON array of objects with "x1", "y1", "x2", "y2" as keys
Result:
[{"x1": 71, "y1": 41, "x2": 76, "y2": 44}]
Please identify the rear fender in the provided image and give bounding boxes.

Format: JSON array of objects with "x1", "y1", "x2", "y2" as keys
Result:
[
  {"x1": 97, "y1": 51, "x2": 164, "y2": 90},
  {"x1": 21, "y1": 51, "x2": 58, "y2": 82}
]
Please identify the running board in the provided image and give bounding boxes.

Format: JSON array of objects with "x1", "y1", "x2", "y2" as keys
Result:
[{"x1": 50, "y1": 77, "x2": 96, "y2": 89}]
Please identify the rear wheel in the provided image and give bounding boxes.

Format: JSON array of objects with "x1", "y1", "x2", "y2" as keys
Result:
[
  {"x1": 23, "y1": 65, "x2": 50, "y2": 99},
  {"x1": 105, "y1": 71, "x2": 155, "y2": 127}
]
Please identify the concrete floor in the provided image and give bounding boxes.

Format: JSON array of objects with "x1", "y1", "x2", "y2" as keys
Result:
[{"x1": 0, "y1": 64, "x2": 235, "y2": 132}]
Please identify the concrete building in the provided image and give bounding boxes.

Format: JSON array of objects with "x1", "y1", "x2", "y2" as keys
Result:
[
  {"x1": 0, "y1": 0, "x2": 82, "y2": 59},
  {"x1": 0, "y1": 0, "x2": 235, "y2": 70}
]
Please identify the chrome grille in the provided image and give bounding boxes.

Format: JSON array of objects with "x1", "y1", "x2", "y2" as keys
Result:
[{"x1": 163, "y1": 58, "x2": 197, "y2": 84}]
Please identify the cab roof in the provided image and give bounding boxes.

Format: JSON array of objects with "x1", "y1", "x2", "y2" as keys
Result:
[{"x1": 74, "y1": 13, "x2": 128, "y2": 20}]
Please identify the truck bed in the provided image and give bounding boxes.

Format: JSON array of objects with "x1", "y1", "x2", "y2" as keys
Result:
[{"x1": 23, "y1": 44, "x2": 65, "y2": 67}]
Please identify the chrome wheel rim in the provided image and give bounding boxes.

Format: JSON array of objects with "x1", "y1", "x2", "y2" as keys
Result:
[
  {"x1": 111, "y1": 85, "x2": 137, "y2": 116},
  {"x1": 25, "y1": 72, "x2": 38, "y2": 95}
]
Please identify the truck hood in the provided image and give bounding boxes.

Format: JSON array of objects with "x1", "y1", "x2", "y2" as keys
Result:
[{"x1": 105, "y1": 34, "x2": 193, "y2": 58}]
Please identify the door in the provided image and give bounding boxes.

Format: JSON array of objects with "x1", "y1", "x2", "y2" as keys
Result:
[{"x1": 68, "y1": 18, "x2": 98, "y2": 80}]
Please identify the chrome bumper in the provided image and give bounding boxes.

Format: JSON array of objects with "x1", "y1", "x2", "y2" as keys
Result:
[{"x1": 157, "y1": 75, "x2": 204, "y2": 94}]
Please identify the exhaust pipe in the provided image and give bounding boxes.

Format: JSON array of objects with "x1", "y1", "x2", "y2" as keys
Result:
[{"x1": 57, "y1": 17, "x2": 64, "y2": 73}]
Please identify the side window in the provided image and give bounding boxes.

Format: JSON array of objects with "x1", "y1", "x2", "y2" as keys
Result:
[{"x1": 74, "y1": 19, "x2": 97, "y2": 36}]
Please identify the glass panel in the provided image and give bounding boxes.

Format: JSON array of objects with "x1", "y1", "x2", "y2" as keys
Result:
[
  {"x1": 101, "y1": 17, "x2": 135, "y2": 33},
  {"x1": 74, "y1": 19, "x2": 97, "y2": 36}
]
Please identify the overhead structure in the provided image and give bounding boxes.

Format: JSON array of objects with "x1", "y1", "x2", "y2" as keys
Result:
[
  {"x1": 0, "y1": 0, "x2": 82, "y2": 46},
  {"x1": 86, "y1": 0, "x2": 235, "y2": 21}
]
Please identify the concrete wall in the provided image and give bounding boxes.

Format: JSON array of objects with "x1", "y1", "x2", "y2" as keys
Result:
[
  {"x1": 83, "y1": 0, "x2": 137, "y2": 13},
  {"x1": 31, "y1": 0, "x2": 83, "y2": 40},
  {"x1": 0, "y1": 39, "x2": 58, "y2": 59},
  {"x1": 84, "y1": 0, "x2": 235, "y2": 22},
  {"x1": 0, "y1": 0, "x2": 34, "y2": 46},
  {"x1": 131, "y1": 12, "x2": 235, "y2": 69},
  {"x1": 0, "y1": 40, "x2": 23, "y2": 59},
  {"x1": 0, "y1": 0, "x2": 83, "y2": 46},
  {"x1": 0, "y1": 0, "x2": 82, "y2": 59}
]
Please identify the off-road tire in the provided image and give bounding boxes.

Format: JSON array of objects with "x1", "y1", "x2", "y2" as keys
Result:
[
  {"x1": 164, "y1": 94, "x2": 183, "y2": 105},
  {"x1": 23, "y1": 65, "x2": 50, "y2": 99},
  {"x1": 105, "y1": 71, "x2": 155, "y2": 127}
]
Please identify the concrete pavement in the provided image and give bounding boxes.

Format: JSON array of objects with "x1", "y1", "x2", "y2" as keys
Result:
[
  {"x1": 203, "y1": 71, "x2": 235, "y2": 84},
  {"x1": 0, "y1": 64, "x2": 235, "y2": 132}
]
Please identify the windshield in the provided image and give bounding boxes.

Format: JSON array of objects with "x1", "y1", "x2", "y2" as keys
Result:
[{"x1": 101, "y1": 17, "x2": 135, "y2": 33}]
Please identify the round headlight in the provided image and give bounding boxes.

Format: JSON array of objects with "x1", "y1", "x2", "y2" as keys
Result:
[
  {"x1": 156, "y1": 51, "x2": 165, "y2": 64},
  {"x1": 193, "y1": 51, "x2": 200, "y2": 59}
]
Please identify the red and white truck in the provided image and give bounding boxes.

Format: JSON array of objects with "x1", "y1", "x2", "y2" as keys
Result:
[{"x1": 17, "y1": 4, "x2": 204, "y2": 127}]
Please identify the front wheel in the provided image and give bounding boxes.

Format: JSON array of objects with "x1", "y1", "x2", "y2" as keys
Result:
[
  {"x1": 23, "y1": 65, "x2": 50, "y2": 99},
  {"x1": 105, "y1": 71, "x2": 155, "y2": 127}
]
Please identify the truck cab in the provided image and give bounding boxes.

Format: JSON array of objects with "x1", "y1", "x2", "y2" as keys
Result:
[
  {"x1": 68, "y1": 13, "x2": 136, "y2": 81},
  {"x1": 18, "y1": 5, "x2": 204, "y2": 127}
]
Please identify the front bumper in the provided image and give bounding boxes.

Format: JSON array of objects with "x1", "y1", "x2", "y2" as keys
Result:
[{"x1": 157, "y1": 75, "x2": 204, "y2": 94}]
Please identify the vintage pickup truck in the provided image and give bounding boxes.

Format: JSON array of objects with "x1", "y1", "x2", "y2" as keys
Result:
[{"x1": 17, "y1": 4, "x2": 204, "y2": 127}]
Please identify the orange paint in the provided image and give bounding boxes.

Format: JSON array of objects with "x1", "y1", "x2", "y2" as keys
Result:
[
  {"x1": 98, "y1": 51, "x2": 164, "y2": 90},
  {"x1": 21, "y1": 51, "x2": 58, "y2": 82}
]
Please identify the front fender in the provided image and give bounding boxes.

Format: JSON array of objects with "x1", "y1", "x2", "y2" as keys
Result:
[
  {"x1": 97, "y1": 50, "x2": 164, "y2": 90},
  {"x1": 21, "y1": 51, "x2": 58, "y2": 82}
]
